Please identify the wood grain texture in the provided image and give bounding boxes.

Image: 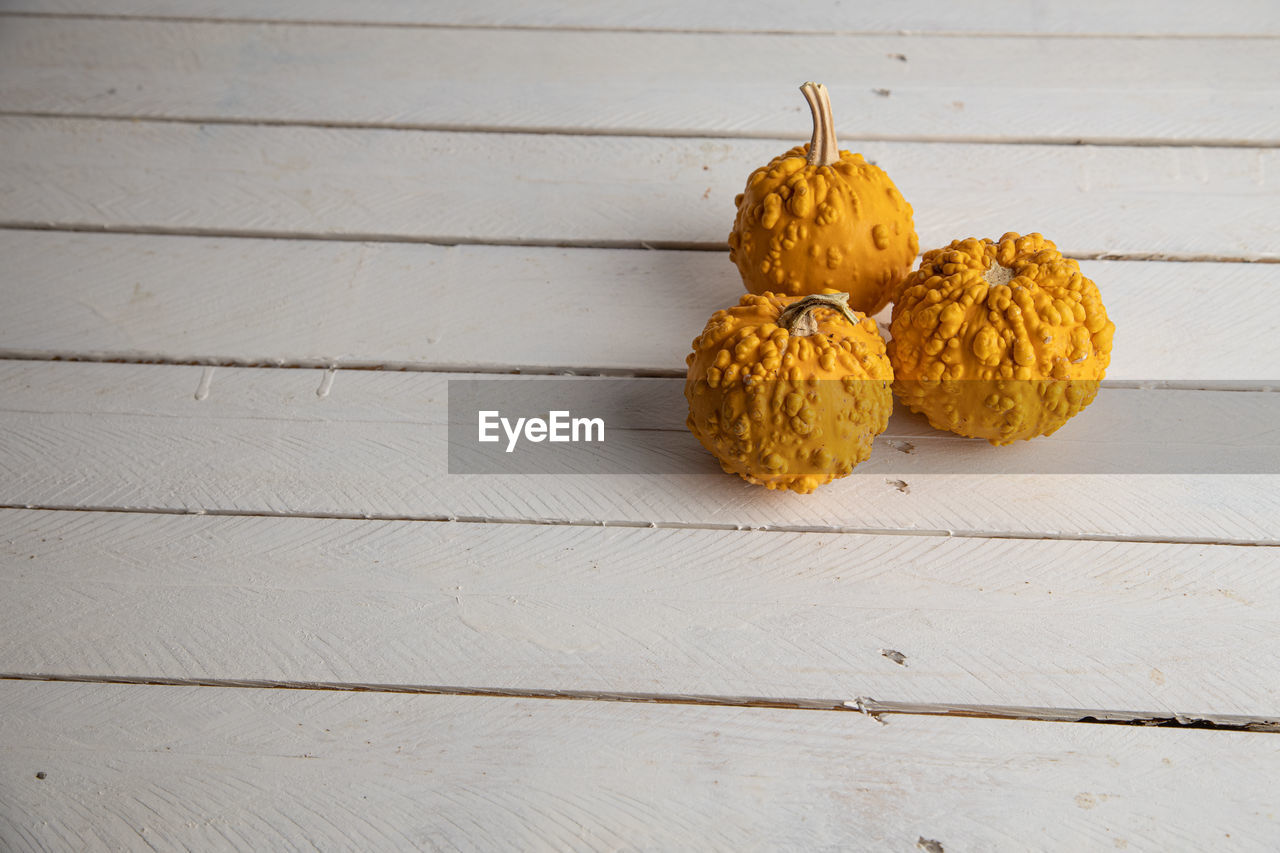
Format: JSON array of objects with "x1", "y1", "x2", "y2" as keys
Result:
[
  {"x1": 4, "y1": 0, "x2": 1278, "y2": 36},
  {"x1": 0, "y1": 7, "x2": 1275, "y2": 847},
  {"x1": 2, "y1": 681, "x2": 1278, "y2": 851},
  {"x1": 3, "y1": 18, "x2": 1278, "y2": 145},
  {"x1": 2, "y1": 230, "x2": 1278, "y2": 380},
  {"x1": 4, "y1": 508, "x2": 1280, "y2": 714},
  {"x1": 1, "y1": 117, "x2": 1277, "y2": 260},
  {"x1": 1, "y1": 361, "x2": 1276, "y2": 543}
]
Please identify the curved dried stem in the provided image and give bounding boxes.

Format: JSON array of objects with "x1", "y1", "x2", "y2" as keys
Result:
[
  {"x1": 800, "y1": 81, "x2": 840, "y2": 167},
  {"x1": 777, "y1": 292, "x2": 860, "y2": 337}
]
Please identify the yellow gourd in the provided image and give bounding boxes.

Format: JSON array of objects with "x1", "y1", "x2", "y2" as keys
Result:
[
  {"x1": 888, "y1": 232, "x2": 1116, "y2": 445},
  {"x1": 727, "y1": 82, "x2": 918, "y2": 316},
  {"x1": 685, "y1": 291, "x2": 893, "y2": 493}
]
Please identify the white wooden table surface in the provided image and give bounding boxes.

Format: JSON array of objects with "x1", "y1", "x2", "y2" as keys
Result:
[{"x1": 2, "y1": 2, "x2": 1279, "y2": 849}]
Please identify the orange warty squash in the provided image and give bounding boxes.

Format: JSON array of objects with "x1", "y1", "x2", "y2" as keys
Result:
[
  {"x1": 727, "y1": 82, "x2": 918, "y2": 316},
  {"x1": 685, "y1": 291, "x2": 893, "y2": 493},
  {"x1": 888, "y1": 232, "x2": 1116, "y2": 445}
]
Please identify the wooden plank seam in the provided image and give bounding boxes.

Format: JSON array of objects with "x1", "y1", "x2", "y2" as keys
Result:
[{"x1": 3, "y1": 673, "x2": 1278, "y2": 733}]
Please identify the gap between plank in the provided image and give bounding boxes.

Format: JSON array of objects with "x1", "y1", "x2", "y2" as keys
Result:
[
  {"x1": 1, "y1": 109, "x2": 1276, "y2": 150},
  {"x1": 1, "y1": 672, "x2": 1276, "y2": 733},
  {"x1": 2, "y1": 351, "x2": 1276, "y2": 393},
  {"x1": 1, "y1": 223, "x2": 1275, "y2": 265},
  {"x1": 2, "y1": 10, "x2": 1278, "y2": 40},
  {"x1": 2, "y1": 503, "x2": 1277, "y2": 548},
  {"x1": 0, "y1": 350, "x2": 685, "y2": 378}
]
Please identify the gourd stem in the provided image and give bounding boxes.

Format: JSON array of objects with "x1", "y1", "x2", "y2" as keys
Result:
[
  {"x1": 800, "y1": 81, "x2": 840, "y2": 167},
  {"x1": 777, "y1": 292, "x2": 861, "y2": 337},
  {"x1": 983, "y1": 260, "x2": 1015, "y2": 288}
]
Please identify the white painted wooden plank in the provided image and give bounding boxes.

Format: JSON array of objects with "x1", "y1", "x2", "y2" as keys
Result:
[
  {"x1": 4, "y1": 508, "x2": 1280, "y2": 714},
  {"x1": 3, "y1": 19, "x2": 1277, "y2": 145},
  {"x1": 0, "y1": 232, "x2": 730, "y2": 375},
  {"x1": 4, "y1": 0, "x2": 1277, "y2": 37},
  {"x1": 2, "y1": 681, "x2": 1278, "y2": 851},
  {"x1": 1, "y1": 361, "x2": 1276, "y2": 543},
  {"x1": 1, "y1": 230, "x2": 1276, "y2": 380},
  {"x1": 2, "y1": 118, "x2": 1276, "y2": 260}
]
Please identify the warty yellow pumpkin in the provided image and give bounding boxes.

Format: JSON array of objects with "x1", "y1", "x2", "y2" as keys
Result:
[
  {"x1": 685, "y1": 290, "x2": 893, "y2": 494},
  {"x1": 727, "y1": 82, "x2": 918, "y2": 316},
  {"x1": 888, "y1": 232, "x2": 1115, "y2": 445}
]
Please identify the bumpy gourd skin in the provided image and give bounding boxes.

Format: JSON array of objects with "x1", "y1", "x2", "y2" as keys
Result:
[
  {"x1": 888, "y1": 232, "x2": 1116, "y2": 446},
  {"x1": 727, "y1": 146, "x2": 918, "y2": 316},
  {"x1": 685, "y1": 291, "x2": 894, "y2": 494}
]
